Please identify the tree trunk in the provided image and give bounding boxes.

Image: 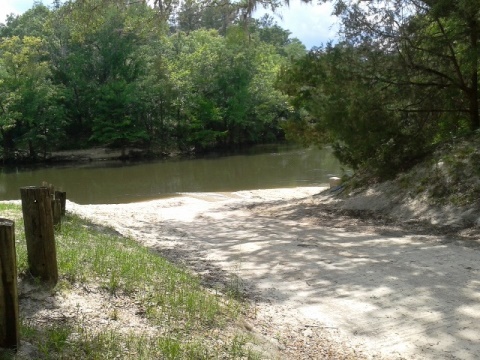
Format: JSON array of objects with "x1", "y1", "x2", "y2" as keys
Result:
[
  {"x1": 469, "y1": 19, "x2": 479, "y2": 131},
  {"x1": 28, "y1": 140, "x2": 35, "y2": 160},
  {"x1": 0, "y1": 129, "x2": 13, "y2": 163},
  {"x1": 469, "y1": 88, "x2": 479, "y2": 131}
]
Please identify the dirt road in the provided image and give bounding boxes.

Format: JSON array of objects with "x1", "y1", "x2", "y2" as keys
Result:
[{"x1": 69, "y1": 187, "x2": 480, "y2": 359}]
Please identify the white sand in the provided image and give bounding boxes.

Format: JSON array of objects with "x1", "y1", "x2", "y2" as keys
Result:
[{"x1": 36, "y1": 187, "x2": 480, "y2": 358}]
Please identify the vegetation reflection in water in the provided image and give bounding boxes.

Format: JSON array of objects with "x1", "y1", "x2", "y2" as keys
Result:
[{"x1": 0, "y1": 146, "x2": 344, "y2": 204}]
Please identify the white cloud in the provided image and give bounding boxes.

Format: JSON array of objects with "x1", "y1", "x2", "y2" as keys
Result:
[{"x1": 254, "y1": 2, "x2": 339, "y2": 49}]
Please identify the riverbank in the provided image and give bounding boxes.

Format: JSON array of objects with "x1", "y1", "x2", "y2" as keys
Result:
[
  {"x1": 1, "y1": 147, "x2": 179, "y2": 167},
  {"x1": 4, "y1": 144, "x2": 295, "y2": 165},
  {"x1": 48, "y1": 147, "x2": 132, "y2": 162},
  {"x1": 62, "y1": 186, "x2": 480, "y2": 359},
  {"x1": 46, "y1": 147, "x2": 164, "y2": 163}
]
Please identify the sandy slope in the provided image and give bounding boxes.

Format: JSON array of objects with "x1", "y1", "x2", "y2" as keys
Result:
[{"x1": 64, "y1": 187, "x2": 480, "y2": 359}]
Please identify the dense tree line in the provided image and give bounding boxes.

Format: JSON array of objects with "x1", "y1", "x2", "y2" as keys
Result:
[
  {"x1": 278, "y1": 0, "x2": 480, "y2": 178},
  {"x1": 4, "y1": 0, "x2": 477, "y2": 178},
  {"x1": 0, "y1": 0, "x2": 305, "y2": 163}
]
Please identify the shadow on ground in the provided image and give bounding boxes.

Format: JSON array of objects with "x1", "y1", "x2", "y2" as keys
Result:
[{"x1": 71, "y1": 193, "x2": 480, "y2": 359}]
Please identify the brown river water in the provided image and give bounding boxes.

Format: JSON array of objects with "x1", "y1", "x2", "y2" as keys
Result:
[{"x1": 0, "y1": 145, "x2": 343, "y2": 204}]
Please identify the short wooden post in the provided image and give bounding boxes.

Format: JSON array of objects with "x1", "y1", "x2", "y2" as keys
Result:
[
  {"x1": 51, "y1": 199, "x2": 62, "y2": 228},
  {"x1": 55, "y1": 191, "x2": 66, "y2": 216},
  {"x1": 0, "y1": 219, "x2": 19, "y2": 350},
  {"x1": 329, "y1": 176, "x2": 342, "y2": 189},
  {"x1": 20, "y1": 186, "x2": 58, "y2": 285}
]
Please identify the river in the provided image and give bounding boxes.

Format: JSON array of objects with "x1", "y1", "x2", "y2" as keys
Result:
[{"x1": 0, "y1": 145, "x2": 344, "y2": 204}]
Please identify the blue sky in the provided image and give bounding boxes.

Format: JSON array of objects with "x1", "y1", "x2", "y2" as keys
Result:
[
  {"x1": 0, "y1": 0, "x2": 339, "y2": 49},
  {"x1": 254, "y1": 2, "x2": 339, "y2": 48}
]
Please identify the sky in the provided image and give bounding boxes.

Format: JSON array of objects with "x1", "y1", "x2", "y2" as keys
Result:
[
  {"x1": 0, "y1": 0, "x2": 339, "y2": 49},
  {"x1": 254, "y1": 2, "x2": 339, "y2": 48}
]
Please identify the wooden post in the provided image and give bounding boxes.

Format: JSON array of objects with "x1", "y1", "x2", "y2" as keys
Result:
[
  {"x1": 329, "y1": 176, "x2": 342, "y2": 189},
  {"x1": 20, "y1": 186, "x2": 58, "y2": 285},
  {"x1": 0, "y1": 219, "x2": 19, "y2": 350},
  {"x1": 54, "y1": 191, "x2": 67, "y2": 216},
  {"x1": 51, "y1": 199, "x2": 62, "y2": 228}
]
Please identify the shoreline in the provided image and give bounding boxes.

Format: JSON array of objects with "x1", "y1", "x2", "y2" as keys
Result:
[{"x1": 0, "y1": 147, "x2": 167, "y2": 166}]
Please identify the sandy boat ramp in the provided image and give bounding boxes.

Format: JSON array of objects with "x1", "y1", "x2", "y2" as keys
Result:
[{"x1": 60, "y1": 187, "x2": 480, "y2": 359}]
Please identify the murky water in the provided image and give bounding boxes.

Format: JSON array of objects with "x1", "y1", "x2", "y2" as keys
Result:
[{"x1": 0, "y1": 145, "x2": 344, "y2": 204}]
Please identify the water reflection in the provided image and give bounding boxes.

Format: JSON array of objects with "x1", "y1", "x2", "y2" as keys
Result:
[{"x1": 0, "y1": 146, "x2": 344, "y2": 204}]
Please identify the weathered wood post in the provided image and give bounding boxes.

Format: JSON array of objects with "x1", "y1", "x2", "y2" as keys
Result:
[
  {"x1": 51, "y1": 198, "x2": 62, "y2": 228},
  {"x1": 329, "y1": 176, "x2": 342, "y2": 189},
  {"x1": 55, "y1": 191, "x2": 67, "y2": 216},
  {"x1": 20, "y1": 186, "x2": 58, "y2": 285},
  {"x1": 41, "y1": 184, "x2": 63, "y2": 227},
  {"x1": 0, "y1": 219, "x2": 19, "y2": 350}
]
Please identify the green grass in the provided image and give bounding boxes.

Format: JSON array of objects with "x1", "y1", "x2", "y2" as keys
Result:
[
  {"x1": 0, "y1": 204, "x2": 260, "y2": 359},
  {"x1": 55, "y1": 215, "x2": 224, "y2": 326}
]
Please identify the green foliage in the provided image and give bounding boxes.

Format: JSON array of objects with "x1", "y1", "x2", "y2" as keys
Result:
[
  {"x1": 0, "y1": 0, "x2": 299, "y2": 162},
  {"x1": 277, "y1": 0, "x2": 480, "y2": 178},
  {"x1": 176, "y1": 0, "x2": 239, "y2": 36},
  {"x1": 0, "y1": 3, "x2": 51, "y2": 38},
  {"x1": 153, "y1": 26, "x2": 291, "y2": 151},
  {"x1": 252, "y1": 14, "x2": 306, "y2": 59},
  {"x1": 0, "y1": 35, "x2": 64, "y2": 161},
  {"x1": 277, "y1": 43, "x2": 438, "y2": 177}
]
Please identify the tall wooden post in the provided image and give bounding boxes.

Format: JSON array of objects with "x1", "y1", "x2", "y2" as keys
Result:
[
  {"x1": 0, "y1": 219, "x2": 19, "y2": 350},
  {"x1": 54, "y1": 191, "x2": 67, "y2": 216},
  {"x1": 20, "y1": 186, "x2": 58, "y2": 285}
]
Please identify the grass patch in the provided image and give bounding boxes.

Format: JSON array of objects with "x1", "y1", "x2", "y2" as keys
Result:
[
  {"x1": 0, "y1": 203, "x2": 20, "y2": 211},
  {"x1": 2, "y1": 204, "x2": 257, "y2": 359},
  {"x1": 57, "y1": 215, "x2": 227, "y2": 328}
]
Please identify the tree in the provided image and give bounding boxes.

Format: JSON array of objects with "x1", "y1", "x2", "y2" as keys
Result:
[
  {"x1": 277, "y1": 0, "x2": 480, "y2": 177},
  {"x1": 44, "y1": 1, "x2": 156, "y2": 150},
  {"x1": 0, "y1": 3, "x2": 51, "y2": 38},
  {"x1": 0, "y1": 0, "x2": 302, "y2": 162},
  {"x1": 251, "y1": 14, "x2": 306, "y2": 58},
  {"x1": 160, "y1": 25, "x2": 291, "y2": 151},
  {"x1": 0, "y1": 36, "x2": 64, "y2": 161},
  {"x1": 278, "y1": 41, "x2": 446, "y2": 176},
  {"x1": 85, "y1": 8, "x2": 149, "y2": 152},
  {"x1": 328, "y1": 0, "x2": 480, "y2": 131}
]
